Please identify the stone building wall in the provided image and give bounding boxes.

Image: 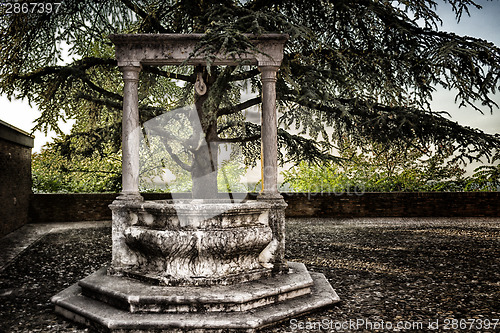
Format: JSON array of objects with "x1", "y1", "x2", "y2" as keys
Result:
[
  {"x1": 29, "y1": 192, "x2": 500, "y2": 223},
  {"x1": 0, "y1": 120, "x2": 34, "y2": 237}
]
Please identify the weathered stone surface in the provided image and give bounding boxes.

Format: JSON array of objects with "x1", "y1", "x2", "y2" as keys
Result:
[
  {"x1": 79, "y1": 262, "x2": 313, "y2": 313},
  {"x1": 109, "y1": 33, "x2": 288, "y2": 67},
  {"x1": 109, "y1": 199, "x2": 276, "y2": 286},
  {"x1": 51, "y1": 262, "x2": 340, "y2": 332},
  {"x1": 257, "y1": 197, "x2": 288, "y2": 273}
]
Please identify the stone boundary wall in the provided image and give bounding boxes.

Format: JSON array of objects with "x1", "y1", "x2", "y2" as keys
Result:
[
  {"x1": 29, "y1": 192, "x2": 500, "y2": 223},
  {"x1": 282, "y1": 192, "x2": 500, "y2": 218}
]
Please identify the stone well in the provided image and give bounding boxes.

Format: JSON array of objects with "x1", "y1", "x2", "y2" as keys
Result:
[
  {"x1": 109, "y1": 199, "x2": 275, "y2": 286},
  {"x1": 51, "y1": 34, "x2": 340, "y2": 332}
]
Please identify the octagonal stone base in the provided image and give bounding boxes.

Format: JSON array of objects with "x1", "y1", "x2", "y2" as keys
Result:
[{"x1": 52, "y1": 262, "x2": 340, "y2": 332}]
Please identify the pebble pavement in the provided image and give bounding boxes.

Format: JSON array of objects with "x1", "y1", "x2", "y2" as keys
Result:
[{"x1": 0, "y1": 217, "x2": 498, "y2": 332}]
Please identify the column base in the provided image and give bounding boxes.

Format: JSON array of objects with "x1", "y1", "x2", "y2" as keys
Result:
[
  {"x1": 257, "y1": 192, "x2": 285, "y2": 202},
  {"x1": 115, "y1": 192, "x2": 144, "y2": 201}
]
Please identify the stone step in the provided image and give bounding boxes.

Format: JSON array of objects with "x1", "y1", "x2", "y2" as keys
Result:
[
  {"x1": 78, "y1": 262, "x2": 314, "y2": 313},
  {"x1": 52, "y1": 264, "x2": 340, "y2": 332}
]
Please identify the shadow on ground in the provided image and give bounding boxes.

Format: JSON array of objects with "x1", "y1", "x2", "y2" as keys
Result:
[{"x1": 0, "y1": 218, "x2": 498, "y2": 332}]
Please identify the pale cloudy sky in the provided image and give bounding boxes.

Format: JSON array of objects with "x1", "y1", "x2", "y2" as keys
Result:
[
  {"x1": 430, "y1": 1, "x2": 500, "y2": 136},
  {"x1": 1, "y1": 1, "x2": 499, "y2": 153}
]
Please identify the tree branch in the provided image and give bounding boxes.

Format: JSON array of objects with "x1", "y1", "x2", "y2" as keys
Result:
[
  {"x1": 229, "y1": 68, "x2": 260, "y2": 81},
  {"x1": 281, "y1": 95, "x2": 344, "y2": 117},
  {"x1": 142, "y1": 65, "x2": 195, "y2": 83},
  {"x1": 284, "y1": 93, "x2": 500, "y2": 163},
  {"x1": 146, "y1": 124, "x2": 188, "y2": 146},
  {"x1": 119, "y1": 0, "x2": 169, "y2": 33},
  {"x1": 218, "y1": 134, "x2": 260, "y2": 143},
  {"x1": 15, "y1": 57, "x2": 117, "y2": 81},
  {"x1": 80, "y1": 75, "x2": 122, "y2": 101},
  {"x1": 161, "y1": 142, "x2": 193, "y2": 172},
  {"x1": 277, "y1": 127, "x2": 342, "y2": 165},
  {"x1": 217, "y1": 97, "x2": 261, "y2": 116},
  {"x1": 78, "y1": 94, "x2": 175, "y2": 121},
  {"x1": 78, "y1": 93, "x2": 122, "y2": 110},
  {"x1": 145, "y1": 125, "x2": 193, "y2": 172}
]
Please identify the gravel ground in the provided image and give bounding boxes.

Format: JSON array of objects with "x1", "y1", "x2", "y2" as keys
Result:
[{"x1": 0, "y1": 217, "x2": 499, "y2": 333}]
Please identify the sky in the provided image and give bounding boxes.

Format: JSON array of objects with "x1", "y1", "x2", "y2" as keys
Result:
[
  {"x1": 1, "y1": 1, "x2": 499, "y2": 155},
  {"x1": 429, "y1": 1, "x2": 500, "y2": 136}
]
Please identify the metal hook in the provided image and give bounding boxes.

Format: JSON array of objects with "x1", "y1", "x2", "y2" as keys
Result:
[{"x1": 194, "y1": 72, "x2": 207, "y2": 96}]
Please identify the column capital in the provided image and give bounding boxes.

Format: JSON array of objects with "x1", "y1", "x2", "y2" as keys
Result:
[
  {"x1": 120, "y1": 65, "x2": 142, "y2": 81},
  {"x1": 259, "y1": 66, "x2": 280, "y2": 82}
]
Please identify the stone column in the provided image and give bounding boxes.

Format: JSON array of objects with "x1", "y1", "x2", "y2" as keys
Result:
[
  {"x1": 118, "y1": 65, "x2": 143, "y2": 201},
  {"x1": 258, "y1": 65, "x2": 288, "y2": 273},
  {"x1": 259, "y1": 66, "x2": 280, "y2": 199}
]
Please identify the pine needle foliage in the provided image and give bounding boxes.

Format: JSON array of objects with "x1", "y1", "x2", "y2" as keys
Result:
[{"x1": 1, "y1": 0, "x2": 499, "y2": 179}]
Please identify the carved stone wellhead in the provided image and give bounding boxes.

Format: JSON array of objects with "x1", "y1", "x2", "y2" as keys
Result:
[
  {"x1": 51, "y1": 34, "x2": 339, "y2": 332},
  {"x1": 109, "y1": 199, "x2": 274, "y2": 286}
]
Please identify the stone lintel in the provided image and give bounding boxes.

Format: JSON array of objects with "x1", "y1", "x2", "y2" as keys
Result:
[{"x1": 109, "y1": 33, "x2": 288, "y2": 67}]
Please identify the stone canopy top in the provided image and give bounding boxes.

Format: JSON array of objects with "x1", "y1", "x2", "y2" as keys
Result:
[
  {"x1": 108, "y1": 33, "x2": 288, "y2": 67},
  {"x1": 109, "y1": 33, "x2": 288, "y2": 201}
]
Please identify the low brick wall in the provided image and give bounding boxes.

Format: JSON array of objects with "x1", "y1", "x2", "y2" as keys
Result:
[
  {"x1": 29, "y1": 192, "x2": 500, "y2": 223},
  {"x1": 29, "y1": 193, "x2": 176, "y2": 223},
  {"x1": 282, "y1": 192, "x2": 500, "y2": 218}
]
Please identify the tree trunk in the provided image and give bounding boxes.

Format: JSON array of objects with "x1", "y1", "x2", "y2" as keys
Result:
[{"x1": 191, "y1": 66, "x2": 218, "y2": 199}]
